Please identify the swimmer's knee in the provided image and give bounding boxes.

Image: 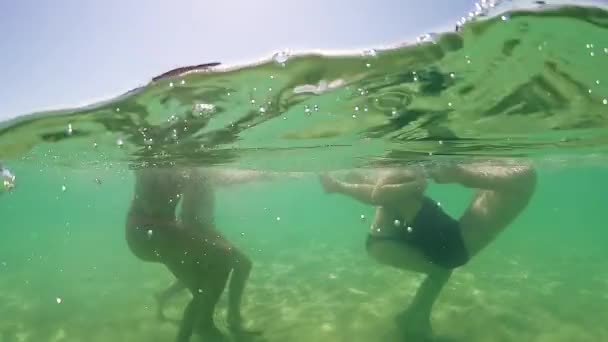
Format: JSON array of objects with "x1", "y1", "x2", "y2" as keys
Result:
[
  {"x1": 519, "y1": 164, "x2": 537, "y2": 181},
  {"x1": 233, "y1": 253, "x2": 252, "y2": 272},
  {"x1": 509, "y1": 164, "x2": 537, "y2": 193}
]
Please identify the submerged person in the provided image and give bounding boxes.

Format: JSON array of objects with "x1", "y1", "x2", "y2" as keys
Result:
[
  {"x1": 126, "y1": 166, "x2": 288, "y2": 342},
  {"x1": 319, "y1": 161, "x2": 536, "y2": 340}
]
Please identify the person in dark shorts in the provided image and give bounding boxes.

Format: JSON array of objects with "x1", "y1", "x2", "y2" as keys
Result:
[
  {"x1": 126, "y1": 166, "x2": 289, "y2": 342},
  {"x1": 319, "y1": 161, "x2": 536, "y2": 340}
]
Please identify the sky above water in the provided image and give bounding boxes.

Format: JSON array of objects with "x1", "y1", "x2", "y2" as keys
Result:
[{"x1": 0, "y1": 0, "x2": 480, "y2": 120}]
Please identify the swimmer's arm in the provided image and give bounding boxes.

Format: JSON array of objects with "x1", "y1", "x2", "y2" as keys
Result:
[
  {"x1": 323, "y1": 169, "x2": 426, "y2": 205},
  {"x1": 208, "y1": 169, "x2": 305, "y2": 187},
  {"x1": 371, "y1": 177, "x2": 427, "y2": 204},
  {"x1": 180, "y1": 176, "x2": 211, "y2": 229}
]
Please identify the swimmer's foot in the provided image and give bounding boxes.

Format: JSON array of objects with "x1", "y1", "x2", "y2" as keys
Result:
[
  {"x1": 196, "y1": 325, "x2": 228, "y2": 342},
  {"x1": 394, "y1": 308, "x2": 433, "y2": 341},
  {"x1": 228, "y1": 314, "x2": 263, "y2": 338},
  {"x1": 319, "y1": 173, "x2": 340, "y2": 193},
  {"x1": 154, "y1": 293, "x2": 168, "y2": 322}
]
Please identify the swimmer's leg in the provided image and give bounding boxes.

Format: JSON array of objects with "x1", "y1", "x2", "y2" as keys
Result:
[
  {"x1": 395, "y1": 271, "x2": 452, "y2": 341},
  {"x1": 173, "y1": 264, "x2": 230, "y2": 342},
  {"x1": 367, "y1": 240, "x2": 450, "y2": 340},
  {"x1": 195, "y1": 272, "x2": 231, "y2": 342},
  {"x1": 160, "y1": 230, "x2": 231, "y2": 342},
  {"x1": 227, "y1": 249, "x2": 259, "y2": 334},
  {"x1": 175, "y1": 296, "x2": 200, "y2": 342},
  {"x1": 432, "y1": 162, "x2": 537, "y2": 256},
  {"x1": 156, "y1": 280, "x2": 187, "y2": 321}
]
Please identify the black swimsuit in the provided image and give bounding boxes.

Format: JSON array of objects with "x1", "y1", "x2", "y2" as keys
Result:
[{"x1": 366, "y1": 196, "x2": 469, "y2": 269}]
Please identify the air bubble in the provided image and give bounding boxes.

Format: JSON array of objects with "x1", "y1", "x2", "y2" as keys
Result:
[
  {"x1": 362, "y1": 49, "x2": 377, "y2": 57},
  {"x1": 259, "y1": 106, "x2": 267, "y2": 114},
  {"x1": 61, "y1": 185, "x2": 67, "y2": 192},
  {"x1": 360, "y1": 214, "x2": 366, "y2": 221},
  {"x1": 240, "y1": 232, "x2": 245, "y2": 237},
  {"x1": 194, "y1": 103, "x2": 215, "y2": 116},
  {"x1": 93, "y1": 142, "x2": 98, "y2": 148},
  {"x1": 147, "y1": 229, "x2": 153, "y2": 239},
  {"x1": 313, "y1": 104, "x2": 319, "y2": 112},
  {"x1": 56, "y1": 297, "x2": 62, "y2": 304},
  {"x1": 603, "y1": 99, "x2": 607, "y2": 105},
  {"x1": 501, "y1": 14, "x2": 510, "y2": 21},
  {"x1": 365, "y1": 63, "x2": 371, "y2": 68},
  {"x1": 393, "y1": 219, "x2": 401, "y2": 227},
  {"x1": 180, "y1": 80, "x2": 186, "y2": 85},
  {"x1": 169, "y1": 82, "x2": 174, "y2": 87},
  {"x1": 406, "y1": 226, "x2": 413, "y2": 233},
  {"x1": 450, "y1": 73, "x2": 455, "y2": 79},
  {"x1": 95, "y1": 178, "x2": 102, "y2": 185},
  {"x1": 354, "y1": 106, "x2": 360, "y2": 111},
  {"x1": 117, "y1": 138, "x2": 124, "y2": 147},
  {"x1": 273, "y1": 50, "x2": 290, "y2": 64},
  {"x1": 276, "y1": 216, "x2": 281, "y2": 221},
  {"x1": 1, "y1": 167, "x2": 16, "y2": 192},
  {"x1": 304, "y1": 105, "x2": 311, "y2": 115},
  {"x1": 168, "y1": 114, "x2": 179, "y2": 123},
  {"x1": 417, "y1": 33, "x2": 437, "y2": 44},
  {"x1": 67, "y1": 124, "x2": 73, "y2": 135},
  {"x1": 448, "y1": 102, "x2": 453, "y2": 107}
]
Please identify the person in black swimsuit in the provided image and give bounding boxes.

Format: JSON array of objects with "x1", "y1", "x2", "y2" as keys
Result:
[{"x1": 319, "y1": 161, "x2": 536, "y2": 340}]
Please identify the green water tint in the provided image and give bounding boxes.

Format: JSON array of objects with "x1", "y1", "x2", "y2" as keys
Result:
[
  {"x1": 1, "y1": 5, "x2": 608, "y2": 171},
  {"x1": 1, "y1": 3, "x2": 608, "y2": 342}
]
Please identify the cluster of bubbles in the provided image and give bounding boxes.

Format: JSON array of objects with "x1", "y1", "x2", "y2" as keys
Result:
[{"x1": 456, "y1": 0, "x2": 504, "y2": 29}]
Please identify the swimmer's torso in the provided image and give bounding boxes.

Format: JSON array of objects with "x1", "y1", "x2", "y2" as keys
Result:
[
  {"x1": 129, "y1": 167, "x2": 215, "y2": 229},
  {"x1": 371, "y1": 198, "x2": 423, "y2": 237}
]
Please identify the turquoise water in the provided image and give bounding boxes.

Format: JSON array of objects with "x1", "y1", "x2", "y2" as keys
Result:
[
  {"x1": 1, "y1": 165, "x2": 606, "y2": 341},
  {"x1": 2, "y1": 2, "x2": 608, "y2": 342}
]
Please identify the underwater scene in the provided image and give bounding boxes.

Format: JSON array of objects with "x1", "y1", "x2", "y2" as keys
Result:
[{"x1": 1, "y1": 1, "x2": 608, "y2": 341}]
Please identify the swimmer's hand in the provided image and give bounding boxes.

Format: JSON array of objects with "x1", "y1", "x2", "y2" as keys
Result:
[
  {"x1": 227, "y1": 315, "x2": 263, "y2": 338},
  {"x1": 229, "y1": 324, "x2": 264, "y2": 342}
]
